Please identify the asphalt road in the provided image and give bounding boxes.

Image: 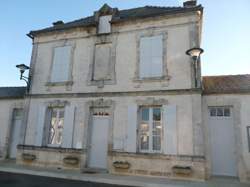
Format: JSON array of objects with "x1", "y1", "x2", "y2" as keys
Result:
[{"x1": 0, "y1": 172, "x2": 133, "y2": 187}]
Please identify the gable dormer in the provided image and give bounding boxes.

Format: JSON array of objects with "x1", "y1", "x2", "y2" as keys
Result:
[{"x1": 94, "y1": 4, "x2": 118, "y2": 34}]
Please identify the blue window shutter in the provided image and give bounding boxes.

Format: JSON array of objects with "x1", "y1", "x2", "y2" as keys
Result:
[
  {"x1": 126, "y1": 104, "x2": 137, "y2": 153},
  {"x1": 35, "y1": 105, "x2": 46, "y2": 146},
  {"x1": 163, "y1": 105, "x2": 177, "y2": 155},
  {"x1": 62, "y1": 105, "x2": 75, "y2": 148}
]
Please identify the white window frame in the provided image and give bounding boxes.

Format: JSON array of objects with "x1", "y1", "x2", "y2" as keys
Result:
[
  {"x1": 138, "y1": 106, "x2": 163, "y2": 153},
  {"x1": 47, "y1": 107, "x2": 65, "y2": 147}
]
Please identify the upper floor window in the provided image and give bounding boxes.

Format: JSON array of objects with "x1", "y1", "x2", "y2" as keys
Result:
[
  {"x1": 98, "y1": 15, "x2": 112, "y2": 34},
  {"x1": 48, "y1": 107, "x2": 64, "y2": 146},
  {"x1": 50, "y1": 46, "x2": 72, "y2": 83},
  {"x1": 93, "y1": 43, "x2": 111, "y2": 81},
  {"x1": 139, "y1": 107, "x2": 162, "y2": 153},
  {"x1": 139, "y1": 35, "x2": 163, "y2": 78}
]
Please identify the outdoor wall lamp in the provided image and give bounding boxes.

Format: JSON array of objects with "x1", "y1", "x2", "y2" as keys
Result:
[
  {"x1": 16, "y1": 64, "x2": 31, "y2": 91},
  {"x1": 186, "y1": 47, "x2": 204, "y2": 88}
]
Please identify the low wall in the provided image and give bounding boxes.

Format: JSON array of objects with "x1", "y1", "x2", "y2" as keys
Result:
[
  {"x1": 16, "y1": 145, "x2": 86, "y2": 170},
  {"x1": 108, "y1": 151, "x2": 206, "y2": 181}
]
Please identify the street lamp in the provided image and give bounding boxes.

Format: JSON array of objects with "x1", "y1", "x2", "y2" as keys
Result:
[
  {"x1": 16, "y1": 64, "x2": 30, "y2": 91},
  {"x1": 186, "y1": 47, "x2": 204, "y2": 88}
]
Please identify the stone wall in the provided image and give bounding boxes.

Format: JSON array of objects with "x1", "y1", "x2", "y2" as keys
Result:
[
  {"x1": 108, "y1": 151, "x2": 206, "y2": 181},
  {"x1": 17, "y1": 145, "x2": 85, "y2": 170}
]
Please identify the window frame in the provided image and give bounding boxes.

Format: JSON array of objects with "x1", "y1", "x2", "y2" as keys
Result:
[
  {"x1": 134, "y1": 31, "x2": 169, "y2": 82},
  {"x1": 46, "y1": 42, "x2": 75, "y2": 87},
  {"x1": 138, "y1": 106, "x2": 163, "y2": 153},
  {"x1": 209, "y1": 106, "x2": 232, "y2": 117},
  {"x1": 46, "y1": 107, "x2": 65, "y2": 147}
]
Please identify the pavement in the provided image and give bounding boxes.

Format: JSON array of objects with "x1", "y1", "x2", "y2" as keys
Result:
[{"x1": 0, "y1": 160, "x2": 249, "y2": 187}]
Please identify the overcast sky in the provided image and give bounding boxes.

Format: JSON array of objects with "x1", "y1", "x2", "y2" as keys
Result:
[{"x1": 0, "y1": 0, "x2": 249, "y2": 86}]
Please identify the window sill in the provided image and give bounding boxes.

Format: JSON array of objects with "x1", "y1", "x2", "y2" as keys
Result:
[
  {"x1": 133, "y1": 75, "x2": 171, "y2": 83},
  {"x1": 46, "y1": 81, "x2": 73, "y2": 87}
]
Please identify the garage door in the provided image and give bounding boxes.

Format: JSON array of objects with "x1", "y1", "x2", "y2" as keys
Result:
[{"x1": 208, "y1": 107, "x2": 237, "y2": 177}]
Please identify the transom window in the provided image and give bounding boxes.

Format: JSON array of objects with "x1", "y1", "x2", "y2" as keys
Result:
[
  {"x1": 139, "y1": 107, "x2": 162, "y2": 152},
  {"x1": 48, "y1": 107, "x2": 64, "y2": 146},
  {"x1": 139, "y1": 35, "x2": 163, "y2": 78},
  {"x1": 209, "y1": 107, "x2": 231, "y2": 117}
]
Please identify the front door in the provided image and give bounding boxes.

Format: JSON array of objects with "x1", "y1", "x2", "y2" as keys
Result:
[
  {"x1": 208, "y1": 107, "x2": 237, "y2": 177},
  {"x1": 88, "y1": 115, "x2": 110, "y2": 169},
  {"x1": 9, "y1": 109, "x2": 23, "y2": 159}
]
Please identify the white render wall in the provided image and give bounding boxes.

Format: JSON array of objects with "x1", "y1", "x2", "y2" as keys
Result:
[
  {"x1": 24, "y1": 94, "x2": 202, "y2": 156},
  {"x1": 203, "y1": 94, "x2": 250, "y2": 182},
  {"x1": 0, "y1": 99, "x2": 24, "y2": 158},
  {"x1": 30, "y1": 13, "x2": 200, "y2": 95}
]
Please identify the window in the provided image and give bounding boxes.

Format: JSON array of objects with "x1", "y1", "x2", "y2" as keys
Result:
[
  {"x1": 139, "y1": 35, "x2": 163, "y2": 78},
  {"x1": 48, "y1": 108, "x2": 64, "y2": 146},
  {"x1": 98, "y1": 15, "x2": 112, "y2": 34},
  {"x1": 209, "y1": 107, "x2": 231, "y2": 117},
  {"x1": 139, "y1": 107, "x2": 162, "y2": 152},
  {"x1": 51, "y1": 46, "x2": 72, "y2": 83},
  {"x1": 93, "y1": 44, "x2": 111, "y2": 80}
]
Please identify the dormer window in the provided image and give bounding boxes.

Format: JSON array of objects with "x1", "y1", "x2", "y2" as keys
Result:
[{"x1": 98, "y1": 15, "x2": 112, "y2": 34}]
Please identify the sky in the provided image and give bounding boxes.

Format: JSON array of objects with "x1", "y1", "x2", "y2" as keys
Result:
[{"x1": 0, "y1": 0, "x2": 250, "y2": 86}]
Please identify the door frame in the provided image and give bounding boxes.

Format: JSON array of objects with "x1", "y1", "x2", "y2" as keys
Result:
[
  {"x1": 6, "y1": 107, "x2": 24, "y2": 159},
  {"x1": 204, "y1": 102, "x2": 242, "y2": 179},
  {"x1": 82, "y1": 99, "x2": 115, "y2": 171}
]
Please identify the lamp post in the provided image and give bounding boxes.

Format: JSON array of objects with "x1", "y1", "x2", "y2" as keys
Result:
[
  {"x1": 16, "y1": 64, "x2": 31, "y2": 91},
  {"x1": 186, "y1": 47, "x2": 204, "y2": 88}
]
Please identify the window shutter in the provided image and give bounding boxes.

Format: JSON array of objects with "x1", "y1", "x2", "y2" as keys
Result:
[
  {"x1": 62, "y1": 105, "x2": 75, "y2": 148},
  {"x1": 163, "y1": 105, "x2": 177, "y2": 155},
  {"x1": 140, "y1": 37, "x2": 151, "y2": 78},
  {"x1": 98, "y1": 15, "x2": 112, "y2": 34},
  {"x1": 93, "y1": 44, "x2": 111, "y2": 80},
  {"x1": 151, "y1": 35, "x2": 163, "y2": 77},
  {"x1": 126, "y1": 104, "x2": 137, "y2": 153},
  {"x1": 35, "y1": 105, "x2": 46, "y2": 146},
  {"x1": 51, "y1": 46, "x2": 71, "y2": 82}
]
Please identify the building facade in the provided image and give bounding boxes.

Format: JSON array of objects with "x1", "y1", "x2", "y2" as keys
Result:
[{"x1": 0, "y1": 1, "x2": 249, "y2": 183}]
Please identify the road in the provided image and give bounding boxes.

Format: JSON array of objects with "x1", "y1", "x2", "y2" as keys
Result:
[{"x1": 0, "y1": 171, "x2": 134, "y2": 187}]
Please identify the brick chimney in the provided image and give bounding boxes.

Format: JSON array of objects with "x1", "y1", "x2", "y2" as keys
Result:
[{"x1": 183, "y1": 0, "x2": 197, "y2": 8}]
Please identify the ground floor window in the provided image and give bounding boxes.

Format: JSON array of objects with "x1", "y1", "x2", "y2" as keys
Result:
[
  {"x1": 139, "y1": 107, "x2": 162, "y2": 153},
  {"x1": 48, "y1": 107, "x2": 64, "y2": 146}
]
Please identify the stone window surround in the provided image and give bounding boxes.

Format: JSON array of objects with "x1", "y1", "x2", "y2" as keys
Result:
[
  {"x1": 134, "y1": 29, "x2": 170, "y2": 83},
  {"x1": 87, "y1": 35, "x2": 117, "y2": 88},
  {"x1": 82, "y1": 98, "x2": 115, "y2": 169},
  {"x1": 136, "y1": 97, "x2": 168, "y2": 154},
  {"x1": 46, "y1": 40, "x2": 76, "y2": 89}
]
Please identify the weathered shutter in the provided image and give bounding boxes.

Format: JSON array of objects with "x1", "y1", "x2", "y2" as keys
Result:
[
  {"x1": 163, "y1": 105, "x2": 177, "y2": 155},
  {"x1": 94, "y1": 44, "x2": 111, "y2": 80},
  {"x1": 98, "y1": 15, "x2": 112, "y2": 33},
  {"x1": 62, "y1": 105, "x2": 75, "y2": 148},
  {"x1": 51, "y1": 46, "x2": 71, "y2": 82},
  {"x1": 151, "y1": 35, "x2": 163, "y2": 77},
  {"x1": 35, "y1": 105, "x2": 46, "y2": 146},
  {"x1": 140, "y1": 37, "x2": 151, "y2": 78},
  {"x1": 126, "y1": 104, "x2": 137, "y2": 152}
]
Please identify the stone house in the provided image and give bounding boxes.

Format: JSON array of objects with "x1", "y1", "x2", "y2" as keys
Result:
[{"x1": 0, "y1": 1, "x2": 249, "y2": 183}]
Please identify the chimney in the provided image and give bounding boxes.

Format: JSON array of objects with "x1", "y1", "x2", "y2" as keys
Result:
[
  {"x1": 183, "y1": 0, "x2": 197, "y2": 8},
  {"x1": 53, "y1": 20, "x2": 64, "y2": 26}
]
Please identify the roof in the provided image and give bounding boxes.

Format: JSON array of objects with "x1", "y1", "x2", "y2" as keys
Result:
[
  {"x1": 0, "y1": 87, "x2": 26, "y2": 99},
  {"x1": 29, "y1": 4, "x2": 203, "y2": 37},
  {"x1": 202, "y1": 75, "x2": 250, "y2": 94}
]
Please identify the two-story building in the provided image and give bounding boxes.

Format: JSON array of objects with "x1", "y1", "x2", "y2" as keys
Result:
[{"x1": 0, "y1": 1, "x2": 249, "y2": 183}]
